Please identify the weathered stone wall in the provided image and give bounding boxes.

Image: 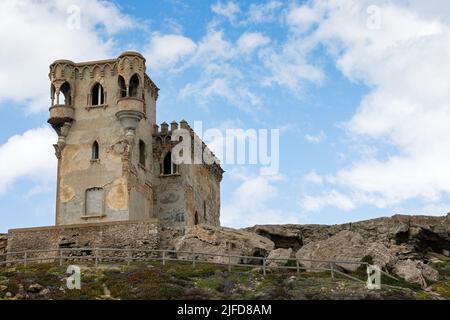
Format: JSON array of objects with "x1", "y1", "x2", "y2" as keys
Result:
[{"x1": 6, "y1": 220, "x2": 159, "y2": 258}]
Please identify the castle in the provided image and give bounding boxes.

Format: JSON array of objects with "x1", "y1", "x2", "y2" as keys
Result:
[
  {"x1": 1, "y1": 52, "x2": 224, "y2": 254},
  {"x1": 47, "y1": 51, "x2": 223, "y2": 228}
]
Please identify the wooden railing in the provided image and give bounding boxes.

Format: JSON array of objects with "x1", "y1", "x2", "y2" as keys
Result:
[{"x1": 0, "y1": 247, "x2": 398, "y2": 286}]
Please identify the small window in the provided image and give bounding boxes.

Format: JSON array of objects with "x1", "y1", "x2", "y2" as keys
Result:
[
  {"x1": 92, "y1": 141, "x2": 99, "y2": 160},
  {"x1": 163, "y1": 151, "x2": 177, "y2": 175},
  {"x1": 91, "y1": 83, "x2": 105, "y2": 105},
  {"x1": 118, "y1": 76, "x2": 127, "y2": 98},
  {"x1": 129, "y1": 74, "x2": 140, "y2": 98},
  {"x1": 139, "y1": 140, "x2": 146, "y2": 167}
]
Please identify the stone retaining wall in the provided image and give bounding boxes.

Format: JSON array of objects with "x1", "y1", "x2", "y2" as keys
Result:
[{"x1": 6, "y1": 220, "x2": 160, "y2": 261}]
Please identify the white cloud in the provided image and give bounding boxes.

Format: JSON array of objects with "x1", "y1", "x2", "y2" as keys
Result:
[
  {"x1": 302, "y1": 190, "x2": 356, "y2": 212},
  {"x1": 0, "y1": 0, "x2": 135, "y2": 112},
  {"x1": 178, "y1": 28, "x2": 264, "y2": 112},
  {"x1": 211, "y1": 1, "x2": 241, "y2": 23},
  {"x1": 260, "y1": 36, "x2": 324, "y2": 92},
  {"x1": 290, "y1": 0, "x2": 450, "y2": 210},
  {"x1": 286, "y1": 4, "x2": 321, "y2": 33},
  {"x1": 145, "y1": 34, "x2": 197, "y2": 71},
  {"x1": 304, "y1": 131, "x2": 326, "y2": 144},
  {"x1": 247, "y1": 1, "x2": 283, "y2": 24},
  {"x1": 0, "y1": 126, "x2": 57, "y2": 195},
  {"x1": 305, "y1": 171, "x2": 323, "y2": 185},
  {"x1": 221, "y1": 170, "x2": 302, "y2": 227},
  {"x1": 237, "y1": 32, "x2": 270, "y2": 54}
]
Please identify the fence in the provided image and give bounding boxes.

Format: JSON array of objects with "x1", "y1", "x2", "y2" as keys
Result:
[{"x1": 0, "y1": 247, "x2": 398, "y2": 287}]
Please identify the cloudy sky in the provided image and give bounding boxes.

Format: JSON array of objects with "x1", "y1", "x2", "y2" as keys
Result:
[{"x1": 1, "y1": 0, "x2": 450, "y2": 232}]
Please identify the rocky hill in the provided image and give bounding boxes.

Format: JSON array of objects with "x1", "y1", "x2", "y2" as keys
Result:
[{"x1": 246, "y1": 214, "x2": 450, "y2": 288}]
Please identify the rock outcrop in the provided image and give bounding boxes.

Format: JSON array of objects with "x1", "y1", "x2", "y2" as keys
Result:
[
  {"x1": 249, "y1": 214, "x2": 450, "y2": 287},
  {"x1": 174, "y1": 225, "x2": 275, "y2": 265},
  {"x1": 295, "y1": 231, "x2": 367, "y2": 272},
  {"x1": 267, "y1": 248, "x2": 293, "y2": 267},
  {"x1": 393, "y1": 259, "x2": 440, "y2": 287}
]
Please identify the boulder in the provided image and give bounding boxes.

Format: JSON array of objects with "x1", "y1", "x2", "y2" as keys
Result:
[
  {"x1": 393, "y1": 259, "x2": 440, "y2": 288},
  {"x1": 174, "y1": 225, "x2": 275, "y2": 265},
  {"x1": 267, "y1": 248, "x2": 293, "y2": 267},
  {"x1": 365, "y1": 242, "x2": 398, "y2": 269},
  {"x1": 295, "y1": 230, "x2": 367, "y2": 272},
  {"x1": 393, "y1": 260, "x2": 427, "y2": 288},
  {"x1": 27, "y1": 283, "x2": 44, "y2": 293}
]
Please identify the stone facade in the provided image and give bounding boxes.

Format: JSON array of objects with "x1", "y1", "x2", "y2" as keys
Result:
[{"x1": 47, "y1": 52, "x2": 223, "y2": 228}]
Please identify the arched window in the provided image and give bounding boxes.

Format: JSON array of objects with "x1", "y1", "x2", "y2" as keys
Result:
[
  {"x1": 163, "y1": 151, "x2": 177, "y2": 175},
  {"x1": 51, "y1": 84, "x2": 56, "y2": 106},
  {"x1": 139, "y1": 140, "x2": 146, "y2": 167},
  {"x1": 129, "y1": 74, "x2": 140, "y2": 98},
  {"x1": 91, "y1": 83, "x2": 105, "y2": 105},
  {"x1": 60, "y1": 82, "x2": 71, "y2": 105},
  {"x1": 118, "y1": 76, "x2": 126, "y2": 98},
  {"x1": 92, "y1": 141, "x2": 99, "y2": 160}
]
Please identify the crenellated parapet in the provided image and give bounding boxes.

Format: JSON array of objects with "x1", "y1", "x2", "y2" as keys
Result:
[{"x1": 153, "y1": 120, "x2": 224, "y2": 182}]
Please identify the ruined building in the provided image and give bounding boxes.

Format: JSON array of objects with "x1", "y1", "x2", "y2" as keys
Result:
[{"x1": 47, "y1": 52, "x2": 223, "y2": 228}]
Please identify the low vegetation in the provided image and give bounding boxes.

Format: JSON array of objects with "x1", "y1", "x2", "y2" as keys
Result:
[{"x1": 0, "y1": 260, "x2": 448, "y2": 300}]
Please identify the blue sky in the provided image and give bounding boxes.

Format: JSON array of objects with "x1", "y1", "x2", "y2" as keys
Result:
[{"x1": 1, "y1": 0, "x2": 450, "y2": 232}]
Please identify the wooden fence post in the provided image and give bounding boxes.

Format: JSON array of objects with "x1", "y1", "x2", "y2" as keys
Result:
[
  {"x1": 162, "y1": 251, "x2": 166, "y2": 267},
  {"x1": 59, "y1": 249, "x2": 63, "y2": 267},
  {"x1": 24, "y1": 252, "x2": 28, "y2": 267},
  {"x1": 296, "y1": 259, "x2": 300, "y2": 275},
  {"x1": 192, "y1": 255, "x2": 196, "y2": 269},
  {"x1": 95, "y1": 248, "x2": 99, "y2": 267},
  {"x1": 262, "y1": 258, "x2": 266, "y2": 276},
  {"x1": 127, "y1": 250, "x2": 132, "y2": 266},
  {"x1": 330, "y1": 262, "x2": 335, "y2": 280}
]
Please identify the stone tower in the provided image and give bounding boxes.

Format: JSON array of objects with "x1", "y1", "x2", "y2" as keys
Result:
[{"x1": 48, "y1": 52, "x2": 223, "y2": 228}]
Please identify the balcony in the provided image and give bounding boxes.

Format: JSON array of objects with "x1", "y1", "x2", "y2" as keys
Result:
[
  {"x1": 48, "y1": 104, "x2": 75, "y2": 128},
  {"x1": 117, "y1": 96, "x2": 144, "y2": 113}
]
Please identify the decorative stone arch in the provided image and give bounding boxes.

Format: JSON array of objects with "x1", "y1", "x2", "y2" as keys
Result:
[{"x1": 89, "y1": 81, "x2": 106, "y2": 106}]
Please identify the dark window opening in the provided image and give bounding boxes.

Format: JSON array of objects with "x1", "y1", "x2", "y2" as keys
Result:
[
  {"x1": 129, "y1": 74, "x2": 140, "y2": 98},
  {"x1": 194, "y1": 212, "x2": 199, "y2": 225},
  {"x1": 163, "y1": 151, "x2": 177, "y2": 175},
  {"x1": 91, "y1": 83, "x2": 105, "y2": 105},
  {"x1": 92, "y1": 141, "x2": 99, "y2": 160},
  {"x1": 60, "y1": 82, "x2": 71, "y2": 105},
  {"x1": 139, "y1": 140, "x2": 146, "y2": 167},
  {"x1": 118, "y1": 76, "x2": 127, "y2": 98}
]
